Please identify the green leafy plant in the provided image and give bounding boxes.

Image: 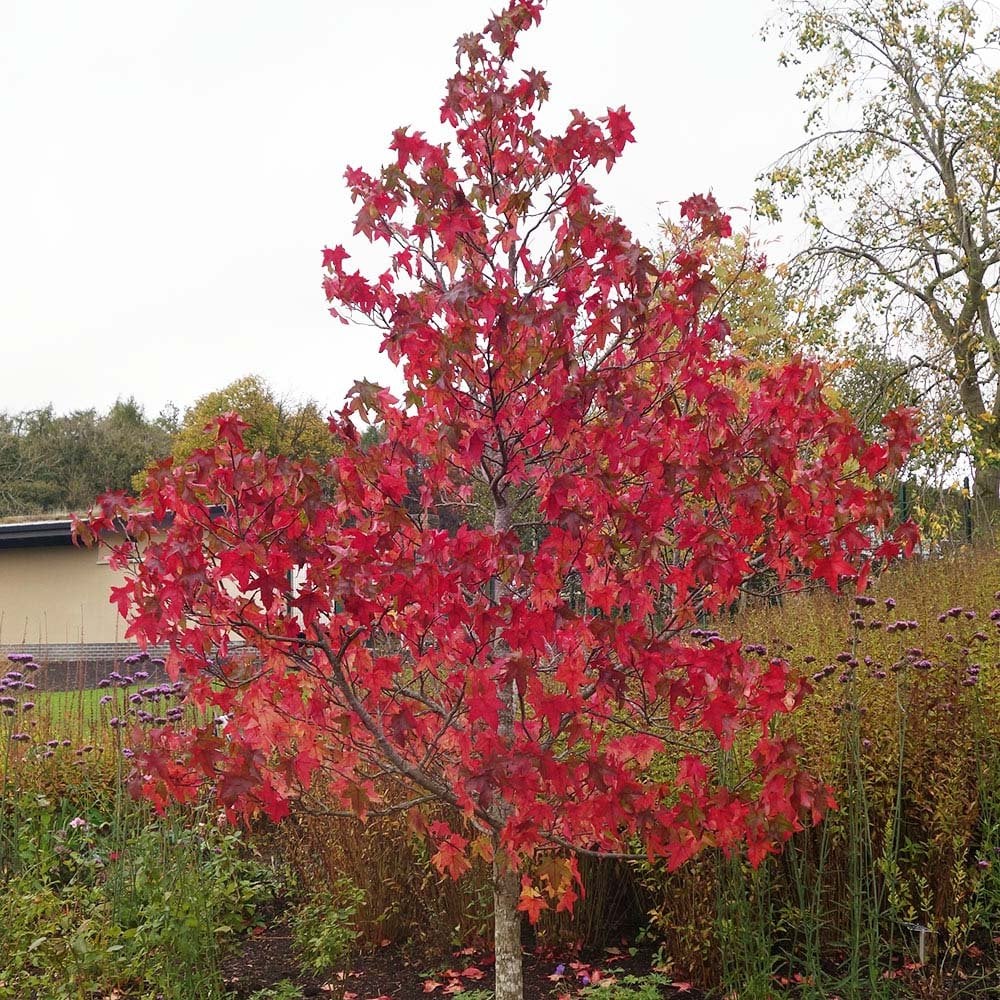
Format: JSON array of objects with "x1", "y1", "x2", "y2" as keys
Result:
[
  {"x1": 578, "y1": 972, "x2": 672, "y2": 999},
  {"x1": 247, "y1": 981, "x2": 306, "y2": 1000},
  {"x1": 0, "y1": 771, "x2": 283, "y2": 998},
  {"x1": 290, "y1": 880, "x2": 364, "y2": 976}
]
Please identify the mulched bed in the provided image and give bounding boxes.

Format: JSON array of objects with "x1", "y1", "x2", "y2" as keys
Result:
[
  {"x1": 222, "y1": 924, "x2": 702, "y2": 999},
  {"x1": 219, "y1": 910, "x2": 1000, "y2": 999}
]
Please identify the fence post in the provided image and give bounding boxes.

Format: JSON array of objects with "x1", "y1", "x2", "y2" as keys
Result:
[
  {"x1": 896, "y1": 480, "x2": 909, "y2": 524},
  {"x1": 963, "y1": 476, "x2": 973, "y2": 542}
]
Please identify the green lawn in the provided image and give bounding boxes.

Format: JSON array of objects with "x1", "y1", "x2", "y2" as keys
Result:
[{"x1": 30, "y1": 687, "x2": 107, "y2": 735}]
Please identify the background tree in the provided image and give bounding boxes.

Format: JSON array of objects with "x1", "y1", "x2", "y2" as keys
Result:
[
  {"x1": 657, "y1": 214, "x2": 829, "y2": 366},
  {"x1": 0, "y1": 400, "x2": 172, "y2": 517},
  {"x1": 170, "y1": 374, "x2": 337, "y2": 466},
  {"x1": 82, "y1": 4, "x2": 917, "y2": 998},
  {"x1": 0, "y1": 410, "x2": 55, "y2": 515},
  {"x1": 758, "y1": 0, "x2": 1000, "y2": 528}
]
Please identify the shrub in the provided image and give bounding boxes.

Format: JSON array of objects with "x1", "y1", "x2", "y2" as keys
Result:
[{"x1": 290, "y1": 879, "x2": 364, "y2": 976}]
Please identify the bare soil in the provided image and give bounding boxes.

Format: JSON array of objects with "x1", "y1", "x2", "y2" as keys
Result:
[{"x1": 221, "y1": 922, "x2": 699, "y2": 999}]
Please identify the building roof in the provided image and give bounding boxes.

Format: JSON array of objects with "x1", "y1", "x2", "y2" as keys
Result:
[{"x1": 0, "y1": 518, "x2": 74, "y2": 549}]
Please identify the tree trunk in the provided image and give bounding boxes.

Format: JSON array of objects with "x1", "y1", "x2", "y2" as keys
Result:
[
  {"x1": 490, "y1": 495, "x2": 523, "y2": 1000},
  {"x1": 493, "y1": 857, "x2": 524, "y2": 1000}
]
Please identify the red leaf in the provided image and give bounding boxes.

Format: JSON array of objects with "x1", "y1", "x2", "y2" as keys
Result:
[
  {"x1": 323, "y1": 245, "x2": 350, "y2": 270},
  {"x1": 517, "y1": 884, "x2": 548, "y2": 924}
]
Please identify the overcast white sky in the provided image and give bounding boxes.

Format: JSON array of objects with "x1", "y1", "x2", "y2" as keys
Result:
[{"x1": 2, "y1": 1, "x2": 807, "y2": 420}]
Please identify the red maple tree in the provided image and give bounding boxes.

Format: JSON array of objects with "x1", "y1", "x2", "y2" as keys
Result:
[{"x1": 79, "y1": 3, "x2": 918, "y2": 997}]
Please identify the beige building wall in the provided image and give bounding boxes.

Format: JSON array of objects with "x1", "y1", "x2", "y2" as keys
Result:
[{"x1": 0, "y1": 545, "x2": 127, "y2": 647}]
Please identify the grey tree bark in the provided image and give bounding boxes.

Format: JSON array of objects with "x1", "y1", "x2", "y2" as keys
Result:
[
  {"x1": 490, "y1": 495, "x2": 524, "y2": 1000},
  {"x1": 492, "y1": 857, "x2": 524, "y2": 1000}
]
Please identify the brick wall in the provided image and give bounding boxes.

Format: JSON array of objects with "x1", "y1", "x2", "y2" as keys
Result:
[{"x1": 1, "y1": 642, "x2": 171, "y2": 690}]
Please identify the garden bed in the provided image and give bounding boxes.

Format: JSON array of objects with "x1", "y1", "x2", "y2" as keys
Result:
[{"x1": 221, "y1": 931, "x2": 698, "y2": 1000}]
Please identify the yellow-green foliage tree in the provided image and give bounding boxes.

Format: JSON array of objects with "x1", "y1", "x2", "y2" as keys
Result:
[
  {"x1": 170, "y1": 375, "x2": 337, "y2": 466},
  {"x1": 658, "y1": 219, "x2": 804, "y2": 364},
  {"x1": 759, "y1": 0, "x2": 1000, "y2": 528}
]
